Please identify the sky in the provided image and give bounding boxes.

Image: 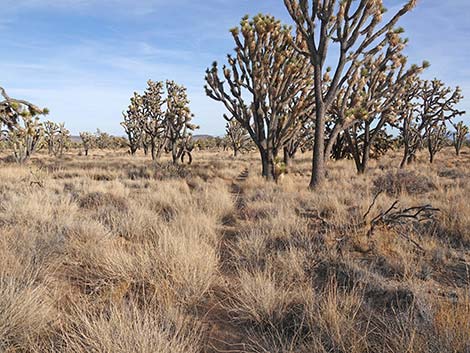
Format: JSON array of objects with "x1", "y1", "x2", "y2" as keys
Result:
[{"x1": 1, "y1": 0, "x2": 469, "y2": 136}]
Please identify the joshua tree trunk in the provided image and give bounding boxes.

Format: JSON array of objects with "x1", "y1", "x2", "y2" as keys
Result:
[
  {"x1": 400, "y1": 144, "x2": 409, "y2": 169},
  {"x1": 259, "y1": 148, "x2": 276, "y2": 181},
  {"x1": 150, "y1": 142, "x2": 157, "y2": 161},
  {"x1": 310, "y1": 101, "x2": 325, "y2": 188},
  {"x1": 172, "y1": 143, "x2": 182, "y2": 164},
  {"x1": 283, "y1": 147, "x2": 291, "y2": 168},
  {"x1": 130, "y1": 145, "x2": 138, "y2": 155},
  {"x1": 324, "y1": 125, "x2": 343, "y2": 162},
  {"x1": 428, "y1": 138, "x2": 435, "y2": 163}
]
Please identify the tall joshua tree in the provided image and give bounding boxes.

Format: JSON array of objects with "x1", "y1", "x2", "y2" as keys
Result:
[
  {"x1": 331, "y1": 34, "x2": 427, "y2": 173},
  {"x1": 284, "y1": 0, "x2": 417, "y2": 187},
  {"x1": 141, "y1": 81, "x2": 168, "y2": 160},
  {"x1": 122, "y1": 94, "x2": 144, "y2": 155},
  {"x1": 225, "y1": 119, "x2": 250, "y2": 157},
  {"x1": 452, "y1": 121, "x2": 469, "y2": 156},
  {"x1": 165, "y1": 80, "x2": 198, "y2": 164},
  {"x1": 205, "y1": 14, "x2": 314, "y2": 180}
]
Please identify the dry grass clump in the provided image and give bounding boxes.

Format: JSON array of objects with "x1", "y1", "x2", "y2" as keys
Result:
[
  {"x1": 60, "y1": 303, "x2": 203, "y2": 353},
  {"x1": 0, "y1": 269, "x2": 57, "y2": 352},
  {"x1": 433, "y1": 186, "x2": 470, "y2": 245},
  {"x1": 0, "y1": 148, "x2": 468, "y2": 352},
  {"x1": 77, "y1": 191, "x2": 129, "y2": 211}
]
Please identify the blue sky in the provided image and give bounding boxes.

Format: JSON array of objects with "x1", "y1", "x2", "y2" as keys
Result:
[{"x1": 1, "y1": 0, "x2": 469, "y2": 136}]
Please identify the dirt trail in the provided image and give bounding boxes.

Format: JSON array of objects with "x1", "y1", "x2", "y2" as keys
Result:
[{"x1": 203, "y1": 167, "x2": 251, "y2": 353}]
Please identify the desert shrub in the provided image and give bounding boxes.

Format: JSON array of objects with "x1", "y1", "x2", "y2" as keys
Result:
[
  {"x1": 373, "y1": 170, "x2": 437, "y2": 196},
  {"x1": 437, "y1": 168, "x2": 467, "y2": 179},
  {"x1": 126, "y1": 165, "x2": 152, "y2": 180},
  {"x1": 77, "y1": 191, "x2": 128, "y2": 212},
  {"x1": 154, "y1": 162, "x2": 191, "y2": 180}
]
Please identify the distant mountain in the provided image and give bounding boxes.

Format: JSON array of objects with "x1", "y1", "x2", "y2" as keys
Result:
[
  {"x1": 70, "y1": 135, "x2": 82, "y2": 143},
  {"x1": 192, "y1": 134, "x2": 214, "y2": 140}
]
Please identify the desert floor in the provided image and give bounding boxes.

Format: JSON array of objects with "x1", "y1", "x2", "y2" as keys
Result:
[{"x1": 0, "y1": 147, "x2": 469, "y2": 352}]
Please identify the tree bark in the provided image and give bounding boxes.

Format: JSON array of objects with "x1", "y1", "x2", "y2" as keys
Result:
[
  {"x1": 151, "y1": 142, "x2": 156, "y2": 161},
  {"x1": 400, "y1": 143, "x2": 409, "y2": 169},
  {"x1": 324, "y1": 123, "x2": 344, "y2": 162},
  {"x1": 309, "y1": 103, "x2": 326, "y2": 189},
  {"x1": 260, "y1": 148, "x2": 276, "y2": 181},
  {"x1": 283, "y1": 147, "x2": 291, "y2": 168},
  {"x1": 429, "y1": 153, "x2": 434, "y2": 164}
]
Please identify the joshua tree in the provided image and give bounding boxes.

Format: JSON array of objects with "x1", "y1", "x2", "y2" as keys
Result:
[
  {"x1": 205, "y1": 14, "x2": 314, "y2": 180},
  {"x1": 94, "y1": 129, "x2": 112, "y2": 149},
  {"x1": 0, "y1": 86, "x2": 47, "y2": 163},
  {"x1": 225, "y1": 119, "x2": 250, "y2": 157},
  {"x1": 165, "y1": 80, "x2": 198, "y2": 164},
  {"x1": 43, "y1": 120, "x2": 59, "y2": 155},
  {"x1": 283, "y1": 120, "x2": 315, "y2": 167},
  {"x1": 284, "y1": 0, "x2": 417, "y2": 187},
  {"x1": 1, "y1": 86, "x2": 47, "y2": 129},
  {"x1": 122, "y1": 95, "x2": 144, "y2": 155},
  {"x1": 55, "y1": 123, "x2": 70, "y2": 157},
  {"x1": 6, "y1": 115, "x2": 44, "y2": 163},
  {"x1": 396, "y1": 79, "x2": 464, "y2": 168},
  {"x1": 425, "y1": 122, "x2": 447, "y2": 163},
  {"x1": 140, "y1": 81, "x2": 168, "y2": 160},
  {"x1": 331, "y1": 34, "x2": 426, "y2": 173},
  {"x1": 79, "y1": 131, "x2": 94, "y2": 156},
  {"x1": 43, "y1": 121, "x2": 70, "y2": 157},
  {"x1": 452, "y1": 121, "x2": 468, "y2": 156}
]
